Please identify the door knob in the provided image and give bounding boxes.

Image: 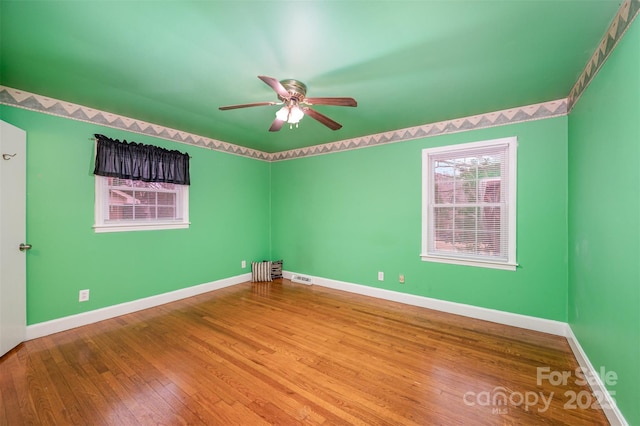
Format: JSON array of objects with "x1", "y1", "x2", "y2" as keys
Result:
[{"x1": 19, "y1": 243, "x2": 32, "y2": 252}]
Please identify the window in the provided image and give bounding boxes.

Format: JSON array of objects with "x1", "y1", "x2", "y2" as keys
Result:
[
  {"x1": 421, "y1": 137, "x2": 517, "y2": 270},
  {"x1": 92, "y1": 134, "x2": 190, "y2": 233},
  {"x1": 94, "y1": 176, "x2": 189, "y2": 232}
]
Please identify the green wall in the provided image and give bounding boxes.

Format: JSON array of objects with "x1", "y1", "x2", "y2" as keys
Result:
[
  {"x1": 0, "y1": 106, "x2": 271, "y2": 325},
  {"x1": 272, "y1": 117, "x2": 568, "y2": 321},
  {"x1": 568, "y1": 18, "x2": 640, "y2": 425},
  {"x1": 2, "y1": 16, "x2": 637, "y2": 424}
]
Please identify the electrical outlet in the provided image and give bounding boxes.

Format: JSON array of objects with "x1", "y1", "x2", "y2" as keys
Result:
[
  {"x1": 241, "y1": 260, "x2": 246, "y2": 268},
  {"x1": 79, "y1": 289, "x2": 90, "y2": 302},
  {"x1": 378, "y1": 271, "x2": 384, "y2": 281},
  {"x1": 399, "y1": 274, "x2": 405, "y2": 284}
]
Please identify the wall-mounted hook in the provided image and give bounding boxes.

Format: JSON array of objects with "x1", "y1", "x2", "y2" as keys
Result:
[{"x1": 2, "y1": 153, "x2": 17, "y2": 160}]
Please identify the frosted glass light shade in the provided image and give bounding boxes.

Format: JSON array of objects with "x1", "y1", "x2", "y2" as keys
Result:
[{"x1": 275, "y1": 105, "x2": 305, "y2": 125}]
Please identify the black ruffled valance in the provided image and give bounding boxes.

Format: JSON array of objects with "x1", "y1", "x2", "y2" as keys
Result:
[{"x1": 93, "y1": 134, "x2": 190, "y2": 185}]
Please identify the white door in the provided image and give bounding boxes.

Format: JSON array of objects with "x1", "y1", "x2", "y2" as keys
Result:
[{"x1": 0, "y1": 119, "x2": 27, "y2": 357}]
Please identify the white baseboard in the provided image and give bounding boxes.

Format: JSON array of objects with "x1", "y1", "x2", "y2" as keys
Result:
[
  {"x1": 287, "y1": 271, "x2": 566, "y2": 336},
  {"x1": 26, "y1": 273, "x2": 251, "y2": 341},
  {"x1": 565, "y1": 326, "x2": 628, "y2": 426}
]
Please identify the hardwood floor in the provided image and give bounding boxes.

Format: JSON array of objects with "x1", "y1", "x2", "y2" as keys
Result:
[{"x1": 1, "y1": 280, "x2": 609, "y2": 425}]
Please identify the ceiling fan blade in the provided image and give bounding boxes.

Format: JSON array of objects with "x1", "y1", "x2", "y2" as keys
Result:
[
  {"x1": 258, "y1": 76, "x2": 290, "y2": 99},
  {"x1": 269, "y1": 118, "x2": 285, "y2": 132},
  {"x1": 303, "y1": 107, "x2": 342, "y2": 131},
  {"x1": 219, "y1": 101, "x2": 278, "y2": 110},
  {"x1": 304, "y1": 97, "x2": 357, "y2": 107}
]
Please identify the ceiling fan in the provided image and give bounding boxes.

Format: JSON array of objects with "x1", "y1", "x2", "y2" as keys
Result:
[{"x1": 219, "y1": 76, "x2": 357, "y2": 132}]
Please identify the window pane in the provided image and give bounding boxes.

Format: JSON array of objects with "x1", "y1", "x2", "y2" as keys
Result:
[
  {"x1": 456, "y1": 206, "x2": 478, "y2": 231},
  {"x1": 435, "y1": 239, "x2": 453, "y2": 251},
  {"x1": 453, "y1": 231, "x2": 477, "y2": 253},
  {"x1": 481, "y1": 206, "x2": 501, "y2": 231},
  {"x1": 434, "y1": 160, "x2": 454, "y2": 175},
  {"x1": 158, "y1": 206, "x2": 176, "y2": 219},
  {"x1": 434, "y1": 178, "x2": 454, "y2": 204},
  {"x1": 109, "y1": 189, "x2": 136, "y2": 205},
  {"x1": 478, "y1": 232, "x2": 501, "y2": 256},
  {"x1": 482, "y1": 180, "x2": 500, "y2": 203},
  {"x1": 157, "y1": 192, "x2": 176, "y2": 205},
  {"x1": 134, "y1": 205, "x2": 156, "y2": 220},
  {"x1": 136, "y1": 191, "x2": 157, "y2": 205},
  {"x1": 457, "y1": 179, "x2": 477, "y2": 203},
  {"x1": 109, "y1": 205, "x2": 133, "y2": 220},
  {"x1": 434, "y1": 207, "x2": 453, "y2": 230}
]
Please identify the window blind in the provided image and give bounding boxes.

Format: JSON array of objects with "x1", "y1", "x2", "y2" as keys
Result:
[{"x1": 428, "y1": 144, "x2": 510, "y2": 261}]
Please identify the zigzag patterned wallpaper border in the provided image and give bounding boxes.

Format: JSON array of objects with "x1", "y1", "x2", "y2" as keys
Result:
[
  {"x1": 0, "y1": 86, "x2": 567, "y2": 162},
  {"x1": 271, "y1": 100, "x2": 567, "y2": 161},
  {"x1": 0, "y1": 87, "x2": 270, "y2": 161},
  {"x1": 567, "y1": 0, "x2": 640, "y2": 111}
]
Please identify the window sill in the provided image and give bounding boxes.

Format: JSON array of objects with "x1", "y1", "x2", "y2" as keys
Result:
[
  {"x1": 94, "y1": 222, "x2": 190, "y2": 233},
  {"x1": 420, "y1": 254, "x2": 517, "y2": 271}
]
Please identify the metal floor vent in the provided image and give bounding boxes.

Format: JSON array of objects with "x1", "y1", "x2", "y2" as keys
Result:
[{"x1": 291, "y1": 274, "x2": 313, "y2": 285}]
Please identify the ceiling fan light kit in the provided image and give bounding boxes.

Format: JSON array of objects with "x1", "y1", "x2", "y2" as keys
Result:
[
  {"x1": 275, "y1": 104, "x2": 304, "y2": 128},
  {"x1": 219, "y1": 76, "x2": 357, "y2": 132}
]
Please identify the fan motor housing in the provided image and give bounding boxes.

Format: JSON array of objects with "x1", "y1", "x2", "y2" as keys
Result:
[{"x1": 279, "y1": 79, "x2": 307, "y2": 102}]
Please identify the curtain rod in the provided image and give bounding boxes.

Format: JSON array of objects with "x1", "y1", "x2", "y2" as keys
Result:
[{"x1": 88, "y1": 137, "x2": 192, "y2": 158}]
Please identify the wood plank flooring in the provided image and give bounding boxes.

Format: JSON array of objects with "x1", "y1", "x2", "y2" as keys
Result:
[{"x1": 1, "y1": 280, "x2": 609, "y2": 425}]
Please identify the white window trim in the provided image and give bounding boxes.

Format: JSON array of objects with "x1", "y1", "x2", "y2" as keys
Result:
[
  {"x1": 94, "y1": 176, "x2": 190, "y2": 233},
  {"x1": 421, "y1": 136, "x2": 518, "y2": 271}
]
